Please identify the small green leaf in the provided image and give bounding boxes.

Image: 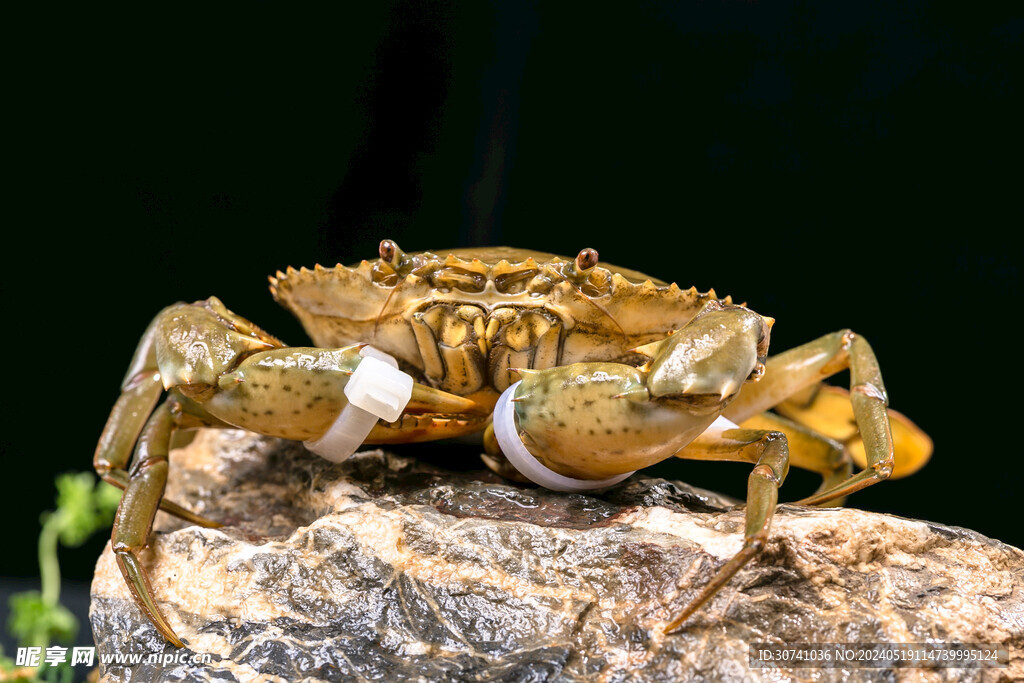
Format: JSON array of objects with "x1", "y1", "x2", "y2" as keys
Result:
[
  {"x1": 52, "y1": 473, "x2": 119, "y2": 547},
  {"x1": 7, "y1": 592, "x2": 77, "y2": 645},
  {"x1": 95, "y1": 480, "x2": 123, "y2": 518},
  {"x1": 55, "y1": 473, "x2": 102, "y2": 547}
]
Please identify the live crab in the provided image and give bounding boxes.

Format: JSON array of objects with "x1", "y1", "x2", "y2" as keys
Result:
[{"x1": 93, "y1": 239, "x2": 932, "y2": 648}]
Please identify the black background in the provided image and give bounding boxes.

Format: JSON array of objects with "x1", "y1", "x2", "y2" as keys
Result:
[{"x1": 4, "y1": 2, "x2": 1020, "y2": 587}]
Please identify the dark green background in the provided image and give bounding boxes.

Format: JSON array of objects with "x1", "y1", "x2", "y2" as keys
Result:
[{"x1": 5, "y1": 2, "x2": 1020, "y2": 588}]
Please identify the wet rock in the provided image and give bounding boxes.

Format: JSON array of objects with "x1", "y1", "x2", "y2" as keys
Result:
[{"x1": 91, "y1": 430, "x2": 1023, "y2": 681}]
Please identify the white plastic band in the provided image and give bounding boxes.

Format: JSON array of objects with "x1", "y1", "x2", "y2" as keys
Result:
[
  {"x1": 492, "y1": 381, "x2": 637, "y2": 492},
  {"x1": 703, "y1": 414, "x2": 741, "y2": 437},
  {"x1": 303, "y1": 347, "x2": 413, "y2": 463}
]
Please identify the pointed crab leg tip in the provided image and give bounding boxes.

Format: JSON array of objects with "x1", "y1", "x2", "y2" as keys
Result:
[
  {"x1": 664, "y1": 624, "x2": 685, "y2": 636},
  {"x1": 115, "y1": 552, "x2": 186, "y2": 648},
  {"x1": 663, "y1": 606, "x2": 699, "y2": 635},
  {"x1": 662, "y1": 594, "x2": 712, "y2": 634}
]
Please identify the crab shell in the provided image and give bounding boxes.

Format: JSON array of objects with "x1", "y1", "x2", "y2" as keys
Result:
[{"x1": 269, "y1": 246, "x2": 731, "y2": 399}]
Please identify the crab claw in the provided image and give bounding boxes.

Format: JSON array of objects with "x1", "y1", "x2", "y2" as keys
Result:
[
  {"x1": 497, "y1": 362, "x2": 722, "y2": 480},
  {"x1": 647, "y1": 303, "x2": 769, "y2": 401}
]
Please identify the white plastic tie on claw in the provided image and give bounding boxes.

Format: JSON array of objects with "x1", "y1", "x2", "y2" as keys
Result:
[
  {"x1": 492, "y1": 381, "x2": 636, "y2": 492},
  {"x1": 303, "y1": 347, "x2": 413, "y2": 463},
  {"x1": 703, "y1": 414, "x2": 741, "y2": 438}
]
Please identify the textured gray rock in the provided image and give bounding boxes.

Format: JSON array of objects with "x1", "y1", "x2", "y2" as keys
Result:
[{"x1": 91, "y1": 430, "x2": 1023, "y2": 682}]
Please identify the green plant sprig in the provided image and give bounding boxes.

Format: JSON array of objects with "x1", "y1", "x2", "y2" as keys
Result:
[{"x1": 4, "y1": 473, "x2": 121, "y2": 681}]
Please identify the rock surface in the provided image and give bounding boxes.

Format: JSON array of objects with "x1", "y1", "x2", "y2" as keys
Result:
[{"x1": 91, "y1": 430, "x2": 1023, "y2": 682}]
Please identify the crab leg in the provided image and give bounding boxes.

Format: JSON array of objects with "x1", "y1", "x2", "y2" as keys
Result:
[
  {"x1": 664, "y1": 427, "x2": 790, "y2": 633},
  {"x1": 774, "y1": 384, "x2": 932, "y2": 480},
  {"x1": 733, "y1": 412, "x2": 853, "y2": 506},
  {"x1": 110, "y1": 392, "x2": 242, "y2": 648},
  {"x1": 94, "y1": 311, "x2": 165, "y2": 479},
  {"x1": 721, "y1": 330, "x2": 915, "y2": 505},
  {"x1": 677, "y1": 411, "x2": 853, "y2": 505},
  {"x1": 111, "y1": 401, "x2": 185, "y2": 648},
  {"x1": 94, "y1": 312, "x2": 221, "y2": 528}
]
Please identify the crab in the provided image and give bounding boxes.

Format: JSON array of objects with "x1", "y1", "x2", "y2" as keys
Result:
[{"x1": 93, "y1": 239, "x2": 932, "y2": 648}]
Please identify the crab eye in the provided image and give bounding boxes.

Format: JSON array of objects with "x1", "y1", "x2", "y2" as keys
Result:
[
  {"x1": 575, "y1": 248, "x2": 599, "y2": 272},
  {"x1": 379, "y1": 239, "x2": 399, "y2": 264}
]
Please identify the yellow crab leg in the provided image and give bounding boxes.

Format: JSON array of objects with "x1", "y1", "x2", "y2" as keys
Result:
[
  {"x1": 774, "y1": 384, "x2": 932, "y2": 480},
  {"x1": 664, "y1": 426, "x2": 790, "y2": 633}
]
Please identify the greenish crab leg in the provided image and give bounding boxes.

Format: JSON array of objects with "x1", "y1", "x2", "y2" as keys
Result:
[
  {"x1": 111, "y1": 401, "x2": 185, "y2": 648},
  {"x1": 93, "y1": 311, "x2": 166, "y2": 480},
  {"x1": 103, "y1": 470, "x2": 220, "y2": 528},
  {"x1": 721, "y1": 330, "x2": 899, "y2": 506},
  {"x1": 93, "y1": 369, "x2": 163, "y2": 481},
  {"x1": 734, "y1": 412, "x2": 853, "y2": 507},
  {"x1": 665, "y1": 427, "x2": 789, "y2": 633}
]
